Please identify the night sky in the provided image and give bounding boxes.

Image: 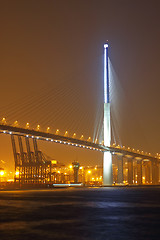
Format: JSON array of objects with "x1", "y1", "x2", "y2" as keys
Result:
[{"x1": 0, "y1": 0, "x2": 160, "y2": 171}]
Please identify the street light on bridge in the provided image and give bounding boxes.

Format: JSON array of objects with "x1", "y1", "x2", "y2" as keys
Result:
[
  {"x1": 72, "y1": 133, "x2": 76, "y2": 138},
  {"x1": 25, "y1": 122, "x2": 30, "y2": 129},
  {"x1": 47, "y1": 127, "x2": 50, "y2": 133},
  {"x1": 80, "y1": 135, "x2": 84, "y2": 140},
  {"x1": 36, "y1": 124, "x2": 40, "y2": 131},
  {"x1": 56, "y1": 129, "x2": 59, "y2": 135},
  {"x1": 1, "y1": 117, "x2": 6, "y2": 125}
]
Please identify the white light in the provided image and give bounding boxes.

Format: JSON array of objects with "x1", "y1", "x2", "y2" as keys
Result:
[
  {"x1": 68, "y1": 142, "x2": 71, "y2": 145},
  {"x1": 55, "y1": 140, "x2": 58, "y2": 143},
  {"x1": 3, "y1": 131, "x2": 6, "y2": 133},
  {"x1": 51, "y1": 139, "x2": 53, "y2": 142},
  {"x1": 60, "y1": 141, "x2": 62, "y2": 143},
  {"x1": 104, "y1": 45, "x2": 107, "y2": 103},
  {"x1": 9, "y1": 132, "x2": 12, "y2": 134},
  {"x1": 37, "y1": 137, "x2": 39, "y2": 139},
  {"x1": 64, "y1": 142, "x2": 66, "y2": 144},
  {"x1": 72, "y1": 144, "x2": 74, "y2": 146},
  {"x1": 32, "y1": 136, "x2": 34, "y2": 138},
  {"x1": 104, "y1": 43, "x2": 108, "y2": 48},
  {"x1": 26, "y1": 135, "x2": 29, "y2": 137},
  {"x1": 46, "y1": 138, "x2": 48, "y2": 141},
  {"x1": 76, "y1": 144, "x2": 78, "y2": 147},
  {"x1": 83, "y1": 146, "x2": 85, "y2": 148}
]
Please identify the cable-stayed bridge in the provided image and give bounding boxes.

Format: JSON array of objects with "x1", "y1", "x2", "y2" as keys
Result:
[
  {"x1": 0, "y1": 121, "x2": 159, "y2": 186},
  {"x1": 0, "y1": 43, "x2": 159, "y2": 186}
]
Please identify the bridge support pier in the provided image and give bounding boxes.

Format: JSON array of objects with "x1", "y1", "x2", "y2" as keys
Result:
[
  {"x1": 137, "y1": 160, "x2": 142, "y2": 185},
  {"x1": 128, "y1": 158, "x2": 133, "y2": 185},
  {"x1": 103, "y1": 151, "x2": 113, "y2": 186},
  {"x1": 151, "y1": 160, "x2": 159, "y2": 185},
  {"x1": 117, "y1": 154, "x2": 123, "y2": 184}
]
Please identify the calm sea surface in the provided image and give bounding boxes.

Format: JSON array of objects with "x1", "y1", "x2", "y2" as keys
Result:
[{"x1": 0, "y1": 187, "x2": 160, "y2": 240}]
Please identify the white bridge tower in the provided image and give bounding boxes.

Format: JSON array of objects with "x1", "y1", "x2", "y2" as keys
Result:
[{"x1": 103, "y1": 43, "x2": 113, "y2": 186}]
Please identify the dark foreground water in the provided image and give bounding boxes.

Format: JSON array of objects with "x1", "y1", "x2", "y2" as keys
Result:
[{"x1": 0, "y1": 187, "x2": 160, "y2": 240}]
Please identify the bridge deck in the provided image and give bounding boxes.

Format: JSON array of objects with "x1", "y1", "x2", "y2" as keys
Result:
[{"x1": 0, "y1": 124, "x2": 159, "y2": 161}]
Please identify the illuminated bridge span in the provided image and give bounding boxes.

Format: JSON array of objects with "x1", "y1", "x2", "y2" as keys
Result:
[
  {"x1": 0, "y1": 124, "x2": 159, "y2": 161},
  {"x1": 1, "y1": 43, "x2": 160, "y2": 186}
]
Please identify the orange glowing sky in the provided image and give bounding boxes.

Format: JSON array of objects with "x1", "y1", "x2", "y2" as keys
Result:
[{"x1": 0, "y1": 0, "x2": 160, "y2": 172}]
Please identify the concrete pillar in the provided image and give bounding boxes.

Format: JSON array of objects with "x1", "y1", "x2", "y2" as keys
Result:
[
  {"x1": 103, "y1": 151, "x2": 113, "y2": 186},
  {"x1": 103, "y1": 44, "x2": 113, "y2": 186},
  {"x1": 137, "y1": 160, "x2": 142, "y2": 185},
  {"x1": 143, "y1": 161, "x2": 150, "y2": 184},
  {"x1": 151, "y1": 160, "x2": 159, "y2": 185},
  {"x1": 117, "y1": 154, "x2": 123, "y2": 184},
  {"x1": 128, "y1": 158, "x2": 133, "y2": 185}
]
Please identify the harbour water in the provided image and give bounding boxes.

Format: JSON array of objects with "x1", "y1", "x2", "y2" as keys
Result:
[{"x1": 0, "y1": 187, "x2": 160, "y2": 240}]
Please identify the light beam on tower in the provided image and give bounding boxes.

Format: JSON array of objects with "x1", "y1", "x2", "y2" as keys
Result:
[{"x1": 103, "y1": 42, "x2": 113, "y2": 186}]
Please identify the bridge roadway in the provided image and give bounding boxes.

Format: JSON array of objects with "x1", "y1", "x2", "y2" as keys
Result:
[{"x1": 0, "y1": 124, "x2": 159, "y2": 162}]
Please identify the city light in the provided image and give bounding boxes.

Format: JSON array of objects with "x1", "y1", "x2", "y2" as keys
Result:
[
  {"x1": 0, "y1": 170, "x2": 4, "y2": 176},
  {"x1": 15, "y1": 171, "x2": 19, "y2": 176}
]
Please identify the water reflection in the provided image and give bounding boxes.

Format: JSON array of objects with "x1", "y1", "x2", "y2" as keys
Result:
[{"x1": 0, "y1": 187, "x2": 160, "y2": 240}]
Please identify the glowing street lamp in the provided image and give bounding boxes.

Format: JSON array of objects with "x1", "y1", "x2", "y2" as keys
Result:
[
  {"x1": 26, "y1": 122, "x2": 30, "y2": 129},
  {"x1": 13, "y1": 120, "x2": 19, "y2": 127},
  {"x1": 36, "y1": 124, "x2": 40, "y2": 131},
  {"x1": 47, "y1": 127, "x2": 50, "y2": 133},
  {"x1": 1, "y1": 117, "x2": 6, "y2": 125},
  {"x1": 64, "y1": 130, "x2": 69, "y2": 137},
  {"x1": 80, "y1": 134, "x2": 84, "y2": 140},
  {"x1": 56, "y1": 129, "x2": 59, "y2": 135},
  {"x1": 72, "y1": 133, "x2": 76, "y2": 138}
]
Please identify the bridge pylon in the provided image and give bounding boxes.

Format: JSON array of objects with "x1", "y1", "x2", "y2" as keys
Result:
[{"x1": 103, "y1": 42, "x2": 113, "y2": 186}]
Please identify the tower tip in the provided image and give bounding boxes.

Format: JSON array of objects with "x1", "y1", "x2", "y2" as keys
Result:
[{"x1": 104, "y1": 41, "x2": 109, "y2": 48}]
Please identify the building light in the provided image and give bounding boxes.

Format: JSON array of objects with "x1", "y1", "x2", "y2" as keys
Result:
[
  {"x1": 15, "y1": 171, "x2": 19, "y2": 176},
  {"x1": 0, "y1": 170, "x2": 5, "y2": 176}
]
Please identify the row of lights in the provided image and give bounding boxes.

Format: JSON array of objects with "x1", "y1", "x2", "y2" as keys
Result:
[
  {"x1": 2, "y1": 118, "x2": 159, "y2": 158},
  {"x1": 1, "y1": 118, "x2": 97, "y2": 144},
  {"x1": 2, "y1": 130, "x2": 103, "y2": 152},
  {"x1": 111, "y1": 143, "x2": 156, "y2": 157},
  {"x1": 2, "y1": 130, "x2": 159, "y2": 160}
]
